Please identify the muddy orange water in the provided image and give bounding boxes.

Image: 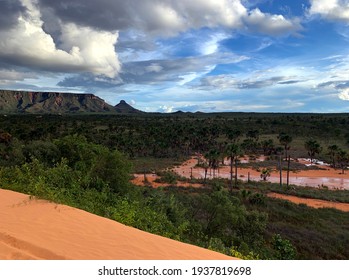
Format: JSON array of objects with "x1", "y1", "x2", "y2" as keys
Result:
[
  {"x1": 132, "y1": 157, "x2": 349, "y2": 212},
  {"x1": 173, "y1": 157, "x2": 349, "y2": 190},
  {"x1": 268, "y1": 192, "x2": 349, "y2": 212},
  {"x1": 0, "y1": 189, "x2": 234, "y2": 260}
]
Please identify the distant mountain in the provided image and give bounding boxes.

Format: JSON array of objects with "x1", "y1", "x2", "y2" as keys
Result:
[
  {"x1": 114, "y1": 100, "x2": 143, "y2": 114},
  {"x1": 171, "y1": 110, "x2": 184, "y2": 114},
  {"x1": 0, "y1": 90, "x2": 142, "y2": 114}
]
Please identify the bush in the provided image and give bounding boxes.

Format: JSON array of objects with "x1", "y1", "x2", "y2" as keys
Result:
[
  {"x1": 55, "y1": 135, "x2": 132, "y2": 194},
  {"x1": 236, "y1": 210, "x2": 268, "y2": 250},
  {"x1": 208, "y1": 238, "x2": 229, "y2": 255},
  {"x1": 249, "y1": 193, "x2": 266, "y2": 205},
  {"x1": 230, "y1": 246, "x2": 260, "y2": 260},
  {"x1": 0, "y1": 138, "x2": 25, "y2": 166},
  {"x1": 272, "y1": 234, "x2": 297, "y2": 260},
  {"x1": 155, "y1": 171, "x2": 181, "y2": 185},
  {"x1": 23, "y1": 140, "x2": 61, "y2": 166},
  {"x1": 111, "y1": 198, "x2": 180, "y2": 239},
  {"x1": 88, "y1": 149, "x2": 132, "y2": 194}
]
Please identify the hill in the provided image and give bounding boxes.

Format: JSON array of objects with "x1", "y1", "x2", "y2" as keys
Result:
[
  {"x1": 0, "y1": 90, "x2": 142, "y2": 114},
  {"x1": 114, "y1": 100, "x2": 143, "y2": 114}
]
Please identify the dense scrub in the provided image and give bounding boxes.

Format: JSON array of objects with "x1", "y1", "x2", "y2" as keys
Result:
[{"x1": 1, "y1": 113, "x2": 349, "y2": 161}]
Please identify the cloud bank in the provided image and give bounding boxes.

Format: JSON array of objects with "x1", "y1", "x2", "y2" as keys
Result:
[
  {"x1": 38, "y1": 0, "x2": 300, "y2": 35},
  {"x1": 0, "y1": 0, "x2": 302, "y2": 80}
]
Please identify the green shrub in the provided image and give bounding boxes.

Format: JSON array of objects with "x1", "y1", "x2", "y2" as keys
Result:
[
  {"x1": 55, "y1": 135, "x2": 131, "y2": 194},
  {"x1": 155, "y1": 171, "x2": 181, "y2": 185},
  {"x1": 272, "y1": 234, "x2": 297, "y2": 260},
  {"x1": 23, "y1": 140, "x2": 61, "y2": 166},
  {"x1": 208, "y1": 238, "x2": 229, "y2": 255},
  {"x1": 230, "y1": 246, "x2": 260, "y2": 260}
]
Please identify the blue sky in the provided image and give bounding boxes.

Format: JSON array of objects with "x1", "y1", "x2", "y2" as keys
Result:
[{"x1": 1, "y1": 0, "x2": 349, "y2": 113}]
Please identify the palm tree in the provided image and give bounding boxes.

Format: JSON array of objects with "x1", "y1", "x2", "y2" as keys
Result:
[
  {"x1": 225, "y1": 143, "x2": 241, "y2": 191},
  {"x1": 218, "y1": 141, "x2": 227, "y2": 165},
  {"x1": 201, "y1": 161, "x2": 209, "y2": 186},
  {"x1": 304, "y1": 139, "x2": 322, "y2": 164},
  {"x1": 327, "y1": 144, "x2": 339, "y2": 168},
  {"x1": 278, "y1": 133, "x2": 293, "y2": 159},
  {"x1": 205, "y1": 149, "x2": 220, "y2": 178},
  {"x1": 337, "y1": 149, "x2": 349, "y2": 174}
]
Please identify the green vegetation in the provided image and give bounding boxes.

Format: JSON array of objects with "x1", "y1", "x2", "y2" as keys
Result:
[
  {"x1": 131, "y1": 157, "x2": 185, "y2": 173},
  {"x1": 261, "y1": 197, "x2": 349, "y2": 259},
  {"x1": 245, "y1": 181, "x2": 349, "y2": 203},
  {"x1": 304, "y1": 139, "x2": 322, "y2": 164},
  {"x1": 1, "y1": 113, "x2": 349, "y2": 259}
]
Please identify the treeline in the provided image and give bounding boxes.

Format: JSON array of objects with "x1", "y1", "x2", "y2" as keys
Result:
[
  {"x1": 1, "y1": 114, "x2": 349, "y2": 174},
  {"x1": 1, "y1": 113, "x2": 349, "y2": 160}
]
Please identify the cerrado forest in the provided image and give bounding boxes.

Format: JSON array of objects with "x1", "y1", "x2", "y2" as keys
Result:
[{"x1": 1, "y1": 111, "x2": 349, "y2": 260}]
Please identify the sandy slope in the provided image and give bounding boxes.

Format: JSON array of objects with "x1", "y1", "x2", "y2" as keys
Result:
[{"x1": 0, "y1": 189, "x2": 234, "y2": 260}]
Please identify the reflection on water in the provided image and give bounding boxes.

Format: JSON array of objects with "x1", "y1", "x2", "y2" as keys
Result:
[
  {"x1": 288, "y1": 176, "x2": 349, "y2": 190},
  {"x1": 175, "y1": 158, "x2": 349, "y2": 190},
  {"x1": 263, "y1": 176, "x2": 349, "y2": 190},
  {"x1": 195, "y1": 171, "x2": 349, "y2": 190}
]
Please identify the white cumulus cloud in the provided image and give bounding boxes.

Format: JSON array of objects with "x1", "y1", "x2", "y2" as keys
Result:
[
  {"x1": 338, "y1": 88, "x2": 349, "y2": 100},
  {"x1": 159, "y1": 105, "x2": 174, "y2": 113},
  {"x1": 38, "y1": 0, "x2": 301, "y2": 36},
  {"x1": 0, "y1": 0, "x2": 120, "y2": 78},
  {"x1": 245, "y1": 8, "x2": 302, "y2": 36},
  {"x1": 0, "y1": 69, "x2": 36, "y2": 85},
  {"x1": 59, "y1": 23, "x2": 120, "y2": 78},
  {"x1": 309, "y1": 0, "x2": 349, "y2": 22},
  {"x1": 0, "y1": 0, "x2": 303, "y2": 82}
]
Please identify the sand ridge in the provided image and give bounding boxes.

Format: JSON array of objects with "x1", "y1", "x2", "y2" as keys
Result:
[{"x1": 0, "y1": 189, "x2": 234, "y2": 260}]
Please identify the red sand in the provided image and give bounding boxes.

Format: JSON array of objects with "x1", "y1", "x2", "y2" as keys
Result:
[
  {"x1": 268, "y1": 192, "x2": 349, "y2": 212},
  {"x1": 0, "y1": 189, "x2": 235, "y2": 260}
]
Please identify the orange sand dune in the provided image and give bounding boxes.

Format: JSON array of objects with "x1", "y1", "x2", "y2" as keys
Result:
[
  {"x1": 268, "y1": 192, "x2": 349, "y2": 212},
  {"x1": 0, "y1": 189, "x2": 234, "y2": 260}
]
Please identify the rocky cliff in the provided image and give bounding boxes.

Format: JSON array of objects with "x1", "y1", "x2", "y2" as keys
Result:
[{"x1": 0, "y1": 90, "x2": 141, "y2": 114}]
